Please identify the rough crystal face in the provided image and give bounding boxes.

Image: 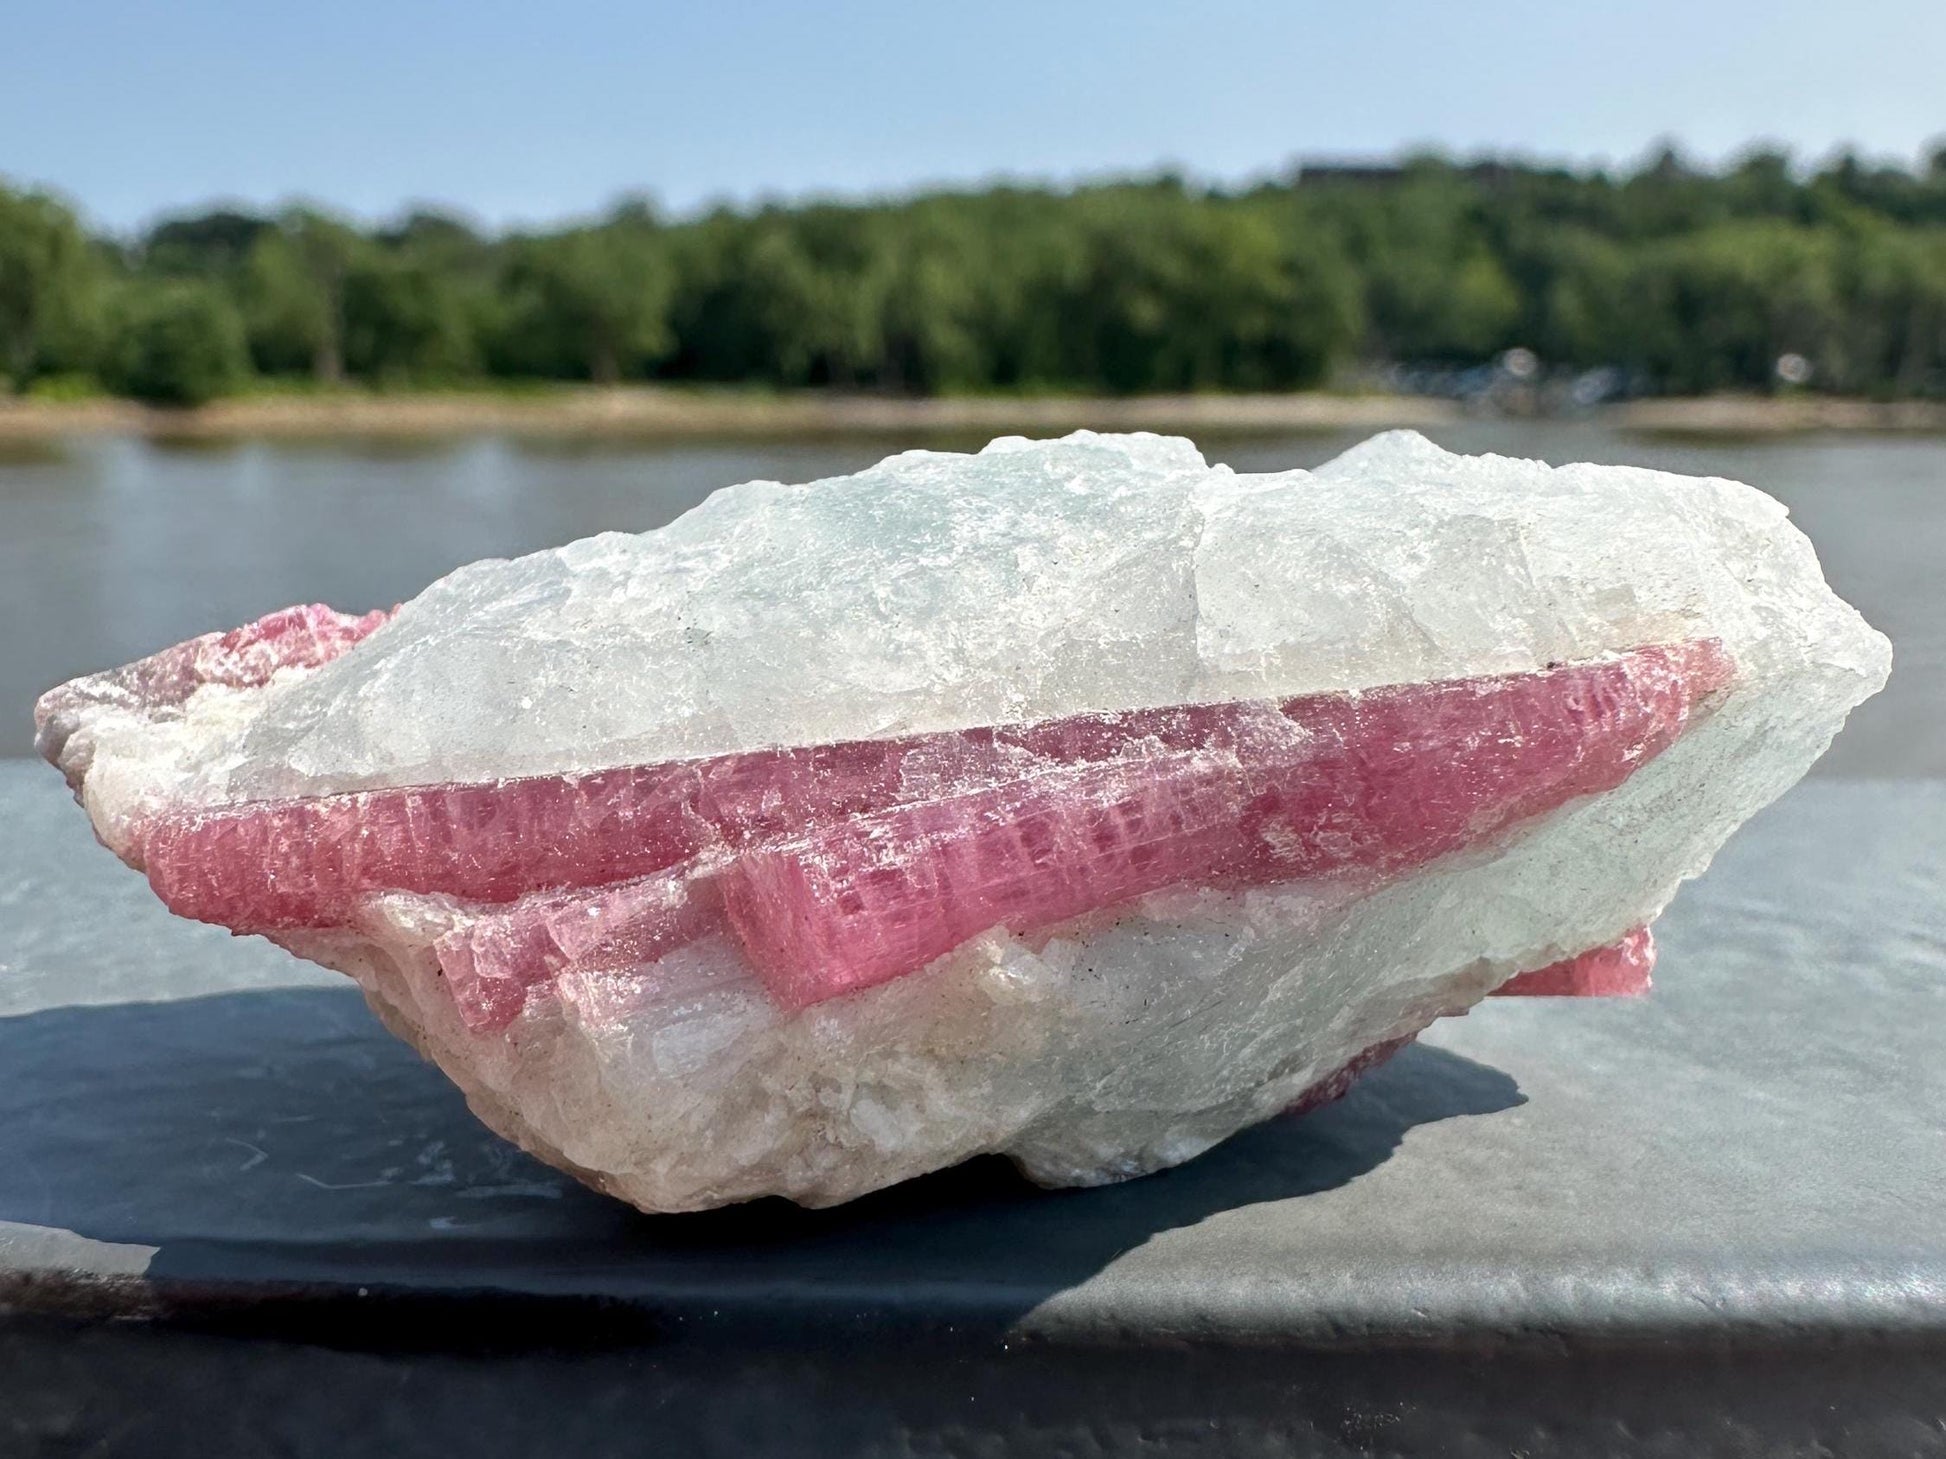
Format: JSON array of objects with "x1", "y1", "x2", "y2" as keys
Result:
[{"x1": 33, "y1": 431, "x2": 1890, "y2": 1211}]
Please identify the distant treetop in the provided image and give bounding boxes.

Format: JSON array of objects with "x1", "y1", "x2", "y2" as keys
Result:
[{"x1": 4, "y1": 148, "x2": 1945, "y2": 404}]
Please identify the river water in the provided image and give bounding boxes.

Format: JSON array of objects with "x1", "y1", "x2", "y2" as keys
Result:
[{"x1": 3, "y1": 421, "x2": 1940, "y2": 773}]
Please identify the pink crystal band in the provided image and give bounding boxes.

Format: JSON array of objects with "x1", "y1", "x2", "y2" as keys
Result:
[
  {"x1": 1498, "y1": 925, "x2": 1657, "y2": 997},
  {"x1": 34, "y1": 604, "x2": 396, "y2": 781},
  {"x1": 129, "y1": 632, "x2": 1728, "y2": 1026}
]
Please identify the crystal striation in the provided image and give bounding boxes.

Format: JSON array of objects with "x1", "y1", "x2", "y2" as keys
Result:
[{"x1": 33, "y1": 431, "x2": 1890, "y2": 1210}]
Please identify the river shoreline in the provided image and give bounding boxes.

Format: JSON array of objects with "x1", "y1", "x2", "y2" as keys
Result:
[
  {"x1": 0, "y1": 389, "x2": 1454, "y2": 443},
  {"x1": 2, "y1": 387, "x2": 1944, "y2": 443}
]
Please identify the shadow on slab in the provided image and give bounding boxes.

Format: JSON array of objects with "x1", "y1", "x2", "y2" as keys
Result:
[{"x1": 0, "y1": 986, "x2": 1521, "y2": 1341}]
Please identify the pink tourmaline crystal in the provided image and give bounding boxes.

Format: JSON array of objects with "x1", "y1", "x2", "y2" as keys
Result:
[
  {"x1": 719, "y1": 645, "x2": 1725, "y2": 1008},
  {"x1": 135, "y1": 642, "x2": 1724, "y2": 1026},
  {"x1": 36, "y1": 604, "x2": 392, "y2": 789},
  {"x1": 32, "y1": 431, "x2": 1889, "y2": 1210},
  {"x1": 1498, "y1": 927, "x2": 1657, "y2": 998}
]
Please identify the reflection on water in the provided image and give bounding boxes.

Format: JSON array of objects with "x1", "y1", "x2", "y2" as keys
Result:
[{"x1": 4, "y1": 421, "x2": 1940, "y2": 772}]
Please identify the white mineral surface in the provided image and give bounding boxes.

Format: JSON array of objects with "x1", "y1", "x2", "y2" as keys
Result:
[{"x1": 41, "y1": 431, "x2": 1890, "y2": 1210}]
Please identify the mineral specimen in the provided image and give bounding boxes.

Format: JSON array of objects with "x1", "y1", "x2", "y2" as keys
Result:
[{"x1": 34, "y1": 431, "x2": 1890, "y2": 1211}]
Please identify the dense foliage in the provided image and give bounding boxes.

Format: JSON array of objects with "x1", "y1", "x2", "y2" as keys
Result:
[{"x1": 5, "y1": 148, "x2": 1946, "y2": 404}]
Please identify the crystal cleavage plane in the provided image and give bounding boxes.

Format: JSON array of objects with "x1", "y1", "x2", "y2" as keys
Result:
[{"x1": 34, "y1": 431, "x2": 1891, "y2": 1211}]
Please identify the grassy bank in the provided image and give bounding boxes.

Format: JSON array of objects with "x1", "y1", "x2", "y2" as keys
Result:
[
  {"x1": 4, "y1": 386, "x2": 1945, "y2": 443},
  {"x1": 1613, "y1": 395, "x2": 1946, "y2": 435},
  {"x1": 0, "y1": 387, "x2": 1461, "y2": 442}
]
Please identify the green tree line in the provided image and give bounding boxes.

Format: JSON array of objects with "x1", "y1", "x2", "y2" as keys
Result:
[{"x1": 4, "y1": 147, "x2": 1946, "y2": 406}]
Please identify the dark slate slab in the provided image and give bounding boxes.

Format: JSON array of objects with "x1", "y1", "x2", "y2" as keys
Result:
[{"x1": 1, "y1": 760, "x2": 1942, "y2": 1457}]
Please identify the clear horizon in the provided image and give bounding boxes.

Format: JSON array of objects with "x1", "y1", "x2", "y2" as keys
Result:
[{"x1": 6, "y1": 0, "x2": 1944, "y2": 233}]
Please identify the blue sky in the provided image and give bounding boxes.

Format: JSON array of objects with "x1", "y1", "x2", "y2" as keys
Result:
[{"x1": 6, "y1": 0, "x2": 1943, "y2": 232}]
